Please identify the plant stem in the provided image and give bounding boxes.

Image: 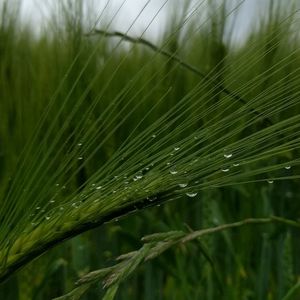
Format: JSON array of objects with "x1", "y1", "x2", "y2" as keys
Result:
[{"x1": 88, "y1": 29, "x2": 273, "y2": 125}]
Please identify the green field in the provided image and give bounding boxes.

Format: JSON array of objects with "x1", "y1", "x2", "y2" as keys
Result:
[{"x1": 0, "y1": 1, "x2": 300, "y2": 299}]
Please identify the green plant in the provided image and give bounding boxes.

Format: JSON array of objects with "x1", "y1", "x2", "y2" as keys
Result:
[
  {"x1": 56, "y1": 216, "x2": 300, "y2": 299},
  {"x1": 0, "y1": 0, "x2": 300, "y2": 299}
]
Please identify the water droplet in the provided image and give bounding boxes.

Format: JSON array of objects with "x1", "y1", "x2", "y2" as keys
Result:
[
  {"x1": 36, "y1": 206, "x2": 41, "y2": 210},
  {"x1": 233, "y1": 163, "x2": 240, "y2": 167},
  {"x1": 194, "y1": 136, "x2": 199, "y2": 140},
  {"x1": 284, "y1": 165, "x2": 291, "y2": 170},
  {"x1": 135, "y1": 173, "x2": 143, "y2": 180},
  {"x1": 55, "y1": 183, "x2": 60, "y2": 187},
  {"x1": 267, "y1": 179, "x2": 274, "y2": 184},
  {"x1": 78, "y1": 156, "x2": 83, "y2": 160},
  {"x1": 224, "y1": 153, "x2": 233, "y2": 159},
  {"x1": 60, "y1": 207, "x2": 64, "y2": 211},
  {"x1": 45, "y1": 216, "x2": 50, "y2": 220},
  {"x1": 221, "y1": 167, "x2": 230, "y2": 172},
  {"x1": 77, "y1": 142, "x2": 83, "y2": 146},
  {"x1": 178, "y1": 183, "x2": 188, "y2": 188},
  {"x1": 49, "y1": 199, "x2": 55, "y2": 204},
  {"x1": 170, "y1": 167, "x2": 178, "y2": 175},
  {"x1": 151, "y1": 134, "x2": 156, "y2": 138},
  {"x1": 174, "y1": 147, "x2": 180, "y2": 151},
  {"x1": 148, "y1": 196, "x2": 157, "y2": 202},
  {"x1": 133, "y1": 171, "x2": 143, "y2": 181},
  {"x1": 96, "y1": 186, "x2": 102, "y2": 190},
  {"x1": 186, "y1": 192, "x2": 197, "y2": 198}
]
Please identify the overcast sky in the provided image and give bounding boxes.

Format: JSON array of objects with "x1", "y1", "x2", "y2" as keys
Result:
[{"x1": 20, "y1": 0, "x2": 264, "y2": 43}]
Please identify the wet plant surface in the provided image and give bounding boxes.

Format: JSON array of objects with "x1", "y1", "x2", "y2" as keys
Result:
[{"x1": 0, "y1": 1, "x2": 300, "y2": 299}]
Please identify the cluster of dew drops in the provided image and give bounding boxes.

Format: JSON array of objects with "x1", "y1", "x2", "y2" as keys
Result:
[
  {"x1": 221, "y1": 149, "x2": 236, "y2": 173},
  {"x1": 29, "y1": 140, "x2": 294, "y2": 229},
  {"x1": 167, "y1": 158, "x2": 198, "y2": 198},
  {"x1": 30, "y1": 183, "x2": 68, "y2": 227},
  {"x1": 221, "y1": 148, "x2": 292, "y2": 185}
]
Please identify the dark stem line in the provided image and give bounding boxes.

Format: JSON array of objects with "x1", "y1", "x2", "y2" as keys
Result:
[
  {"x1": 87, "y1": 29, "x2": 273, "y2": 126},
  {"x1": 0, "y1": 191, "x2": 172, "y2": 284},
  {"x1": 62, "y1": 215, "x2": 300, "y2": 297}
]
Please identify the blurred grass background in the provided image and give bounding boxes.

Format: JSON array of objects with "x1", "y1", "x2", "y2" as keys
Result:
[{"x1": 0, "y1": 0, "x2": 300, "y2": 299}]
